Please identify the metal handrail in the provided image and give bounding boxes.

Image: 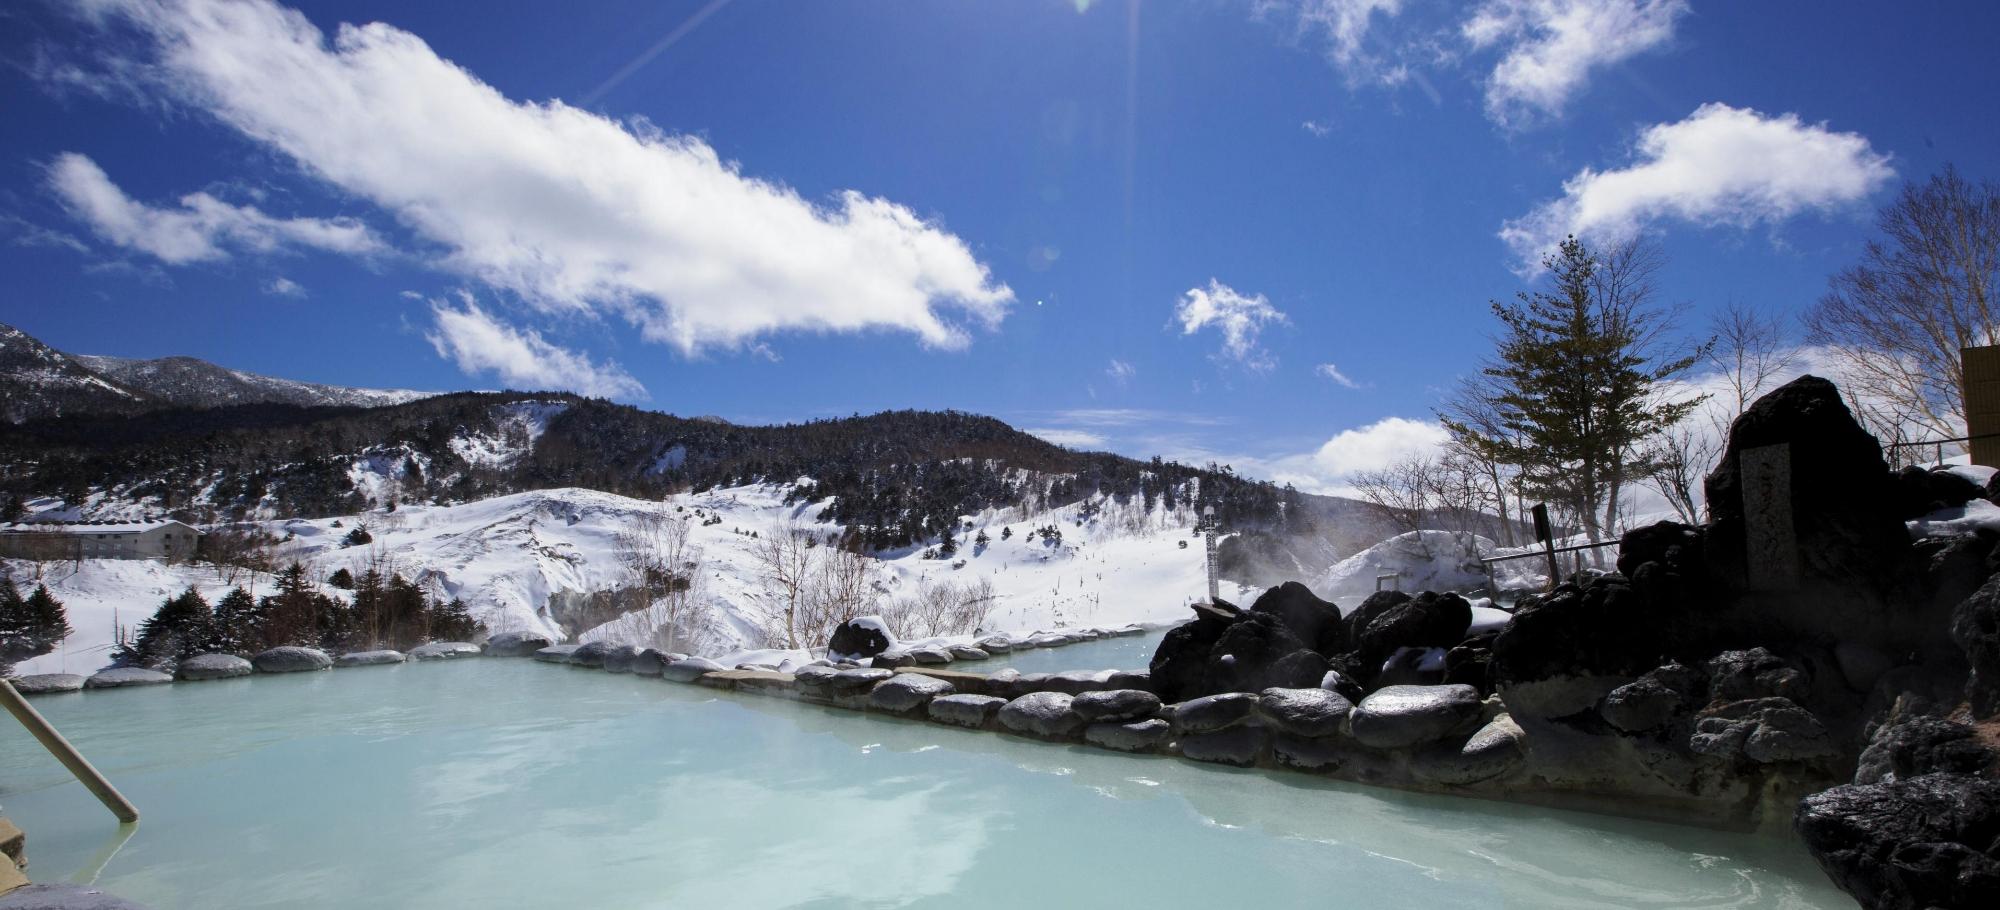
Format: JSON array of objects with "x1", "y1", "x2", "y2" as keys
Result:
[{"x1": 1480, "y1": 539, "x2": 1619, "y2": 564}]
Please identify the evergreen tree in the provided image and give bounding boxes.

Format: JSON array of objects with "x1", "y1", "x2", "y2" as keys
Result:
[
  {"x1": 344, "y1": 526, "x2": 373, "y2": 547},
  {"x1": 21, "y1": 585, "x2": 72, "y2": 652},
  {"x1": 210, "y1": 587, "x2": 259, "y2": 654},
  {"x1": 937, "y1": 524, "x2": 958, "y2": 558},
  {"x1": 260, "y1": 563, "x2": 327, "y2": 648},
  {"x1": 428, "y1": 597, "x2": 480, "y2": 642},
  {"x1": 1444, "y1": 237, "x2": 1705, "y2": 539},
  {"x1": 327, "y1": 568, "x2": 355, "y2": 590},
  {"x1": 118, "y1": 588, "x2": 214, "y2": 668}
]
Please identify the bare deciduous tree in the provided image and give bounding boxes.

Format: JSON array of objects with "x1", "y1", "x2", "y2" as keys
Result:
[
  {"x1": 1646, "y1": 302, "x2": 1799, "y2": 523},
  {"x1": 880, "y1": 577, "x2": 996, "y2": 640},
  {"x1": 609, "y1": 509, "x2": 718, "y2": 654},
  {"x1": 1807, "y1": 166, "x2": 2000, "y2": 442}
]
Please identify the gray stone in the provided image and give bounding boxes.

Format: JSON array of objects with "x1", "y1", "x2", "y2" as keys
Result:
[
  {"x1": 333, "y1": 650, "x2": 405, "y2": 668},
  {"x1": 929, "y1": 693, "x2": 1007, "y2": 728},
  {"x1": 871, "y1": 651, "x2": 915, "y2": 670},
  {"x1": 1414, "y1": 714, "x2": 1527, "y2": 785},
  {"x1": 1690, "y1": 697, "x2": 1839, "y2": 764},
  {"x1": 792, "y1": 664, "x2": 841, "y2": 693},
  {"x1": 661, "y1": 657, "x2": 727, "y2": 682},
  {"x1": 408, "y1": 641, "x2": 481, "y2": 661},
  {"x1": 533, "y1": 645, "x2": 581, "y2": 663},
  {"x1": 1171, "y1": 692, "x2": 1258, "y2": 734},
  {"x1": 998, "y1": 691, "x2": 1085, "y2": 738},
  {"x1": 975, "y1": 636, "x2": 1015, "y2": 653},
  {"x1": 84, "y1": 667, "x2": 173, "y2": 689},
  {"x1": 1027, "y1": 633, "x2": 1071, "y2": 648},
  {"x1": 1599, "y1": 677, "x2": 1685, "y2": 733},
  {"x1": 1084, "y1": 718, "x2": 1171, "y2": 753},
  {"x1": 175, "y1": 653, "x2": 253, "y2": 680},
  {"x1": 827, "y1": 668, "x2": 894, "y2": 694},
  {"x1": 568, "y1": 641, "x2": 617, "y2": 668},
  {"x1": 1255, "y1": 687, "x2": 1354, "y2": 738},
  {"x1": 10, "y1": 673, "x2": 85, "y2": 694},
  {"x1": 869, "y1": 673, "x2": 956, "y2": 713},
  {"x1": 947, "y1": 645, "x2": 989, "y2": 661},
  {"x1": 1349, "y1": 684, "x2": 1483, "y2": 749},
  {"x1": 1272, "y1": 734, "x2": 1349, "y2": 772},
  {"x1": 598, "y1": 644, "x2": 642, "y2": 673},
  {"x1": 0, "y1": 884, "x2": 153, "y2": 909},
  {"x1": 251, "y1": 646, "x2": 332, "y2": 673},
  {"x1": 1708, "y1": 648, "x2": 1807, "y2": 702},
  {"x1": 1046, "y1": 669, "x2": 1114, "y2": 694},
  {"x1": 908, "y1": 647, "x2": 955, "y2": 665},
  {"x1": 1071, "y1": 689, "x2": 1162, "y2": 723},
  {"x1": 483, "y1": 631, "x2": 554, "y2": 657},
  {"x1": 630, "y1": 649, "x2": 669, "y2": 677},
  {"x1": 1179, "y1": 725, "x2": 1268, "y2": 766},
  {"x1": 1106, "y1": 670, "x2": 1153, "y2": 692}
]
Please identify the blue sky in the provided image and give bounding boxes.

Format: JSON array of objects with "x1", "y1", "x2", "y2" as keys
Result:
[{"x1": 4, "y1": 0, "x2": 1997, "y2": 493}]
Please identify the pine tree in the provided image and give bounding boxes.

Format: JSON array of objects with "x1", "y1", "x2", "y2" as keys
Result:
[
  {"x1": 119, "y1": 588, "x2": 215, "y2": 668},
  {"x1": 328, "y1": 568, "x2": 355, "y2": 590},
  {"x1": 1444, "y1": 237, "x2": 1705, "y2": 539},
  {"x1": 211, "y1": 587, "x2": 259, "y2": 654},
  {"x1": 428, "y1": 597, "x2": 480, "y2": 642},
  {"x1": 22, "y1": 585, "x2": 71, "y2": 652},
  {"x1": 937, "y1": 524, "x2": 958, "y2": 558},
  {"x1": 260, "y1": 563, "x2": 326, "y2": 648}
]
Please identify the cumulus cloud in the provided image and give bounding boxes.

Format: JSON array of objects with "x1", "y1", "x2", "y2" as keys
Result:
[
  {"x1": 1464, "y1": 0, "x2": 1687, "y2": 126},
  {"x1": 425, "y1": 297, "x2": 647, "y2": 400},
  {"x1": 1249, "y1": 416, "x2": 1450, "y2": 495},
  {"x1": 77, "y1": 0, "x2": 1011, "y2": 354},
  {"x1": 1314, "y1": 362, "x2": 1362, "y2": 388},
  {"x1": 263, "y1": 275, "x2": 305, "y2": 297},
  {"x1": 47, "y1": 152, "x2": 382, "y2": 264},
  {"x1": 1501, "y1": 103, "x2": 1895, "y2": 270},
  {"x1": 1174, "y1": 280, "x2": 1289, "y2": 371}
]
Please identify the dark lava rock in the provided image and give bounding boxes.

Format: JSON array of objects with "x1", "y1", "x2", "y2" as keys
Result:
[
  {"x1": 929, "y1": 693, "x2": 1006, "y2": 728},
  {"x1": 10, "y1": 672, "x2": 85, "y2": 694},
  {"x1": 1342, "y1": 590, "x2": 1412, "y2": 648},
  {"x1": 1707, "y1": 647, "x2": 1809, "y2": 703},
  {"x1": 176, "y1": 653, "x2": 254, "y2": 679},
  {"x1": 908, "y1": 647, "x2": 954, "y2": 665},
  {"x1": 84, "y1": 667, "x2": 172, "y2": 688},
  {"x1": 1149, "y1": 601, "x2": 1240, "y2": 702},
  {"x1": 1855, "y1": 717, "x2": 2000, "y2": 785},
  {"x1": 1796, "y1": 773, "x2": 2000, "y2": 910},
  {"x1": 568, "y1": 641, "x2": 615, "y2": 669},
  {"x1": 1106, "y1": 669, "x2": 1154, "y2": 692},
  {"x1": 1952, "y1": 573, "x2": 2000, "y2": 716},
  {"x1": 1616, "y1": 520, "x2": 1707, "y2": 580},
  {"x1": 1690, "y1": 697, "x2": 1839, "y2": 764},
  {"x1": 1349, "y1": 684, "x2": 1483, "y2": 749},
  {"x1": 869, "y1": 673, "x2": 955, "y2": 713},
  {"x1": 1414, "y1": 715, "x2": 1527, "y2": 785},
  {"x1": 1318, "y1": 668, "x2": 1365, "y2": 703},
  {"x1": 533, "y1": 645, "x2": 580, "y2": 663},
  {"x1": 1894, "y1": 465, "x2": 1984, "y2": 520},
  {"x1": 1354, "y1": 591, "x2": 1473, "y2": 667},
  {"x1": 1172, "y1": 692, "x2": 1259, "y2": 734},
  {"x1": 826, "y1": 667, "x2": 895, "y2": 694},
  {"x1": 1203, "y1": 612, "x2": 1325, "y2": 695},
  {"x1": 660, "y1": 656, "x2": 727, "y2": 682},
  {"x1": 1248, "y1": 581, "x2": 1347, "y2": 655},
  {"x1": 332, "y1": 650, "x2": 404, "y2": 668},
  {"x1": 483, "y1": 631, "x2": 553, "y2": 657},
  {"x1": 1600, "y1": 667, "x2": 1699, "y2": 734},
  {"x1": 871, "y1": 651, "x2": 915, "y2": 670},
  {"x1": 1490, "y1": 575, "x2": 1665, "y2": 687},
  {"x1": 1704, "y1": 376, "x2": 1910, "y2": 643},
  {"x1": 250, "y1": 646, "x2": 332, "y2": 673},
  {"x1": 1085, "y1": 718, "x2": 1171, "y2": 753},
  {"x1": 998, "y1": 692, "x2": 1086, "y2": 739},
  {"x1": 1071, "y1": 689, "x2": 1162, "y2": 724},
  {"x1": 629, "y1": 649, "x2": 670, "y2": 677},
  {"x1": 1179, "y1": 725, "x2": 1268, "y2": 766},
  {"x1": 828, "y1": 617, "x2": 894, "y2": 661},
  {"x1": 1443, "y1": 630, "x2": 1499, "y2": 693},
  {"x1": 597, "y1": 644, "x2": 642, "y2": 673},
  {"x1": 1256, "y1": 687, "x2": 1353, "y2": 738}
]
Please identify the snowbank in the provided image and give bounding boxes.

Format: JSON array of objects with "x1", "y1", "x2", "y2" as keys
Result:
[{"x1": 1313, "y1": 531, "x2": 1498, "y2": 604}]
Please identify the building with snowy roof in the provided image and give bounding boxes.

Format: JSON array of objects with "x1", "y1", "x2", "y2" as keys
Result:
[{"x1": 0, "y1": 519, "x2": 202, "y2": 561}]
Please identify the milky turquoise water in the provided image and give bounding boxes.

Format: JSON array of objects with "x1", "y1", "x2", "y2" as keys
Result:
[
  {"x1": 976, "y1": 629, "x2": 1165, "y2": 674},
  {"x1": 0, "y1": 661, "x2": 1849, "y2": 909}
]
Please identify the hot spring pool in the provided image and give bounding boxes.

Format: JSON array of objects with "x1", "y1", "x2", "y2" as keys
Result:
[
  {"x1": 1, "y1": 661, "x2": 1848, "y2": 909},
  {"x1": 978, "y1": 629, "x2": 1165, "y2": 674}
]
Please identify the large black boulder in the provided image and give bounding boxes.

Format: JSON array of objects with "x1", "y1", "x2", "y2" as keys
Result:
[
  {"x1": 1490, "y1": 575, "x2": 1666, "y2": 687},
  {"x1": 1703, "y1": 376, "x2": 1910, "y2": 644},
  {"x1": 1248, "y1": 582, "x2": 1346, "y2": 655},
  {"x1": 1855, "y1": 718, "x2": 1999, "y2": 785},
  {"x1": 1149, "y1": 601, "x2": 1240, "y2": 702},
  {"x1": 1893, "y1": 465, "x2": 1984, "y2": 520},
  {"x1": 828, "y1": 617, "x2": 894, "y2": 661},
  {"x1": 1353, "y1": 591, "x2": 1472, "y2": 667},
  {"x1": 1202, "y1": 611, "x2": 1325, "y2": 695},
  {"x1": 1796, "y1": 773, "x2": 2000, "y2": 910},
  {"x1": 1952, "y1": 573, "x2": 2000, "y2": 717},
  {"x1": 1342, "y1": 590, "x2": 1411, "y2": 646}
]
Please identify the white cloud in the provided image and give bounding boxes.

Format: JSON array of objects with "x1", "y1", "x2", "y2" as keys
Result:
[
  {"x1": 47, "y1": 152, "x2": 383, "y2": 264},
  {"x1": 1105, "y1": 359, "x2": 1135, "y2": 385},
  {"x1": 1174, "y1": 280, "x2": 1289, "y2": 371},
  {"x1": 263, "y1": 275, "x2": 305, "y2": 297},
  {"x1": 80, "y1": 0, "x2": 1011, "y2": 354},
  {"x1": 1257, "y1": 0, "x2": 1411, "y2": 84},
  {"x1": 1301, "y1": 118, "x2": 1334, "y2": 137},
  {"x1": 1464, "y1": 0, "x2": 1687, "y2": 126},
  {"x1": 1501, "y1": 103, "x2": 1895, "y2": 269},
  {"x1": 1249, "y1": 416, "x2": 1450, "y2": 495},
  {"x1": 1314, "y1": 362, "x2": 1362, "y2": 388},
  {"x1": 1025, "y1": 428, "x2": 1109, "y2": 449},
  {"x1": 425, "y1": 296, "x2": 647, "y2": 400}
]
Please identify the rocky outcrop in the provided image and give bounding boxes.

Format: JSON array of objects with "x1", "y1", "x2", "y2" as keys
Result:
[
  {"x1": 1352, "y1": 591, "x2": 1472, "y2": 668},
  {"x1": 1598, "y1": 663, "x2": 1702, "y2": 734},
  {"x1": 1854, "y1": 718, "x2": 1999, "y2": 785},
  {"x1": 1893, "y1": 465, "x2": 1983, "y2": 519},
  {"x1": 1248, "y1": 581, "x2": 1346, "y2": 655},
  {"x1": 251, "y1": 646, "x2": 331, "y2": 673},
  {"x1": 1689, "y1": 698, "x2": 1839, "y2": 765},
  {"x1": 175, "y1": 653, "x2": 253, "y2": 680},
  {"x1": 1953, "y1": 573, "x2": 2000, "y2": 716},
  {"x1": 1201, "y1": 612, "x2": 1327, "y2": 696},
  {"x1": 1796, "y1": 773, "x2": 2000, "y2": 910}
]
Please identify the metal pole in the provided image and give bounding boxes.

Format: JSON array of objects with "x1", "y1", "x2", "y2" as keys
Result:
[
  {"x1": 1201, "y1": 506, "x2": 1219, "y2": 605},
  {"x1": 0, "y1": 679, "x2": 138, "y2": 824}
]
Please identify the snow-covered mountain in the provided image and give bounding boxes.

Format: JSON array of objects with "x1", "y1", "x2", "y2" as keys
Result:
[
  {"x1": 0, "y1": 321, "x2": 430, "y2": 421},
  {"x1": 72, "y1": 353, "x2": 430, "y2": 410}
]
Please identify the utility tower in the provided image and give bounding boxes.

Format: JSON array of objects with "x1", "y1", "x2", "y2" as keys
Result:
[{"x1": 1200, "y1": 505, "x2": 1220, "y2": 604}]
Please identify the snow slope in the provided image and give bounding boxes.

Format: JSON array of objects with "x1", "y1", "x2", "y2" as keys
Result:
[{"x1": 13, "y1": 483, "x2": 1242, "y2": 674}]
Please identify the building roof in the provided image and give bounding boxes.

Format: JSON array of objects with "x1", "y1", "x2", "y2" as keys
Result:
[{"x1": 0, "y1": 519, "x2": 201, "y2": 535}]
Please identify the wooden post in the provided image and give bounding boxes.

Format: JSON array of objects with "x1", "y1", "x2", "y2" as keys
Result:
[
  {"x1": 1531, "y1": 503, "x2": 1559, "y2": 590},
  {"x1": 0, "y1": 679, "x2": 138, "y2": 824},
  {"x1": 1964, "y1": 345, "x2": 2000, "y2": 468}
]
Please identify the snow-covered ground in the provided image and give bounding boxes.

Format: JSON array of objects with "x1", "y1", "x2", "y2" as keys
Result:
[{"x1": 9, "y1": 483, "x2": 1251, "y2": 675}]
